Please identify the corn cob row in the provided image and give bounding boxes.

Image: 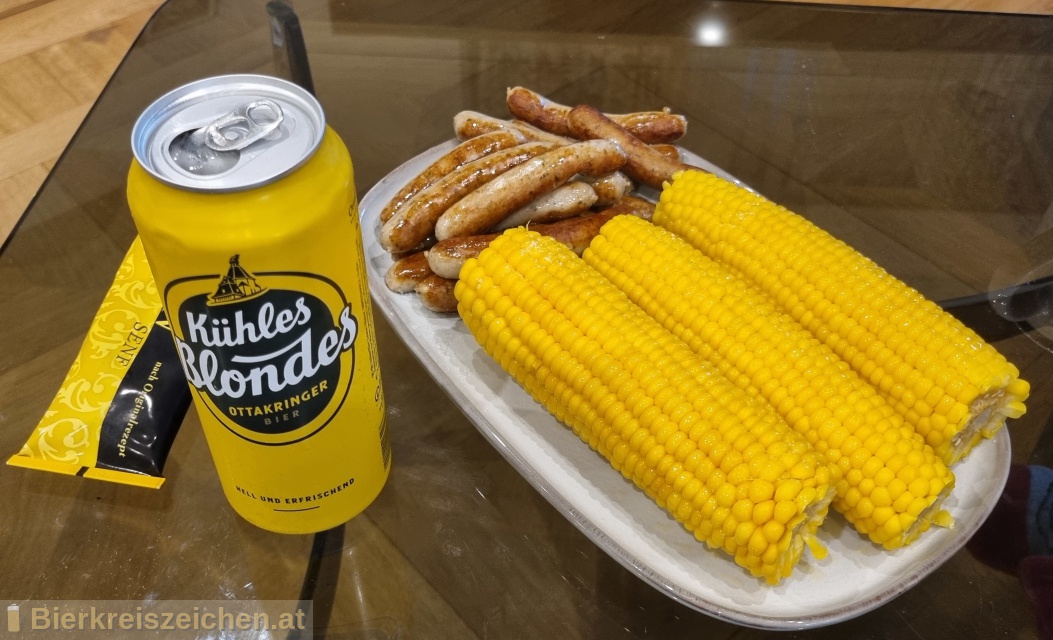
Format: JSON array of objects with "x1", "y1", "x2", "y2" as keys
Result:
[
  {"x1": 653, "y1": 170, "x2": 1029, "y2": 465},
  {"x1": 585, "y1": 215, "x2": 955, "y2": 549},
  {"x1": 455, "y1": 228, "x2": 836, "y2": 583}
]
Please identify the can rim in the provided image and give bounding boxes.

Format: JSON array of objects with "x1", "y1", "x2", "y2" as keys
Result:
[{"x1": 130, "y1": 74, "x2": 325, "y2": 193}]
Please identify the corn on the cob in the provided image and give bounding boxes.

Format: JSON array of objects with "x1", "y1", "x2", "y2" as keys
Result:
[
  {"x1": 586, "y1": 215, "x2": 955, "y2": 549},
  {"x1": 653, "y1": 170, "x2": 1029, "y2": 465},
  {"x1": 455, "y1": 228, "x2": 836, "y2": 583}
]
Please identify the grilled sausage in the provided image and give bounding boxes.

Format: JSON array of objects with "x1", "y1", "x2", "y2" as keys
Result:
[
  {"x1": 492, "y1": 181, "x2": 598, "y2": 231},
  {"x1": 650, "y1": 144, "x2": 681, "y2": 162},
  {"x1": 425, "y1": 235, "x2": 497, "y2": 280},
  {"x1": 390, "y1": 235, "x2": 437, "y2": 261},
  {"x1": 567, "y1": 104, "x2": 696, "y2": 189},
  {"x1": 582, "y1": 171, "x2": 632, "y2": 207},
  {"x1": 426, "y1": 197, "x2": 655, "y2": 279},
  {"x1": 384, "y1": 252, "x2": 434, "y2": 293},
  {"x1": 380, "y1": 142, "x2": 556, "y2": 253},
  {"x1": 601, "y1": 195, "x2": 657, "y2": 220},
  {"x1": 434, "y1": 139, "x2": 626, "y2": 240},
  {"x1": 416, "y1": 276, "x2": 458, "y2": 313},
  {"x1": 453, "y1": 110, "x2": 574, "y2": 145},
  {"x1": 506, "y1": 87, "x2": 687, "y2": 144},
  {"x1": 380, "y1": 130, "x2": 526, "y2": 224}
]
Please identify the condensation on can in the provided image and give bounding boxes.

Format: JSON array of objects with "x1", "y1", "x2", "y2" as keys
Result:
[{"x1": 131, "y1": 74, "x2": 325, "y2": 192}]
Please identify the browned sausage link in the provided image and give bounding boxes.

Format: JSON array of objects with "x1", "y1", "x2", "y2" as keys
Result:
[
  {"x1": 508, "y1": 120, "x2": 576, "y2": 145},
  {"x1": 426, "y1": 215, "x2": 605, "y2": 280},
  {"x1": 416, "y1": 275, "x2": 459, "y2": 313},
  {"x1": 390, "y1": 235, "x2": 437, "y2": 262},
  {"x1": 425, "y1": 234, "x2": 499, "y2": 279},
  {"x1": 384, "y1": 252, "x2": 434, "y2": 293},
  {"x1": 453, "y1": 111, "x2": 573, "y2": 145},
  {"x1": 506, "y1": 87, "x2": 575, "y2": 137},
  {"x1": 611, "y1": 111, "x2": 687, "y2": 144},
  {"x1": 380, "y1": 130, "x2": 525, "y2": 224},
  {"x1": 426, "y1": 203, "x2": 654, "y2": 279},
  {"x1": 567, "y1": 105, "x2": 696, "y2": 189},
  {"x1": 506, "y1": 87, "x2": 688, "y2": 144},
  {"x1": 381, "y1": 142, "x2": 556, "y2": 253},
  {"x1": 595, "y1": 195, "x2": 657, "y2": 221},
  {"x1": 435, "y1": 140, "x2": 626, "y2": 240},
  {"x1": 650, "y1": 144, "x2": 681, "y2": 162},
  {"x1": 537, "y1": 211, "x2": 618, "y2": 255},
  {"x1": 452, "y1": 111, "x2": 498, "y2": 140},
  {"x1": 583, "y1": 171, "x2": 632, "y2": 207},
  {"x1": 539, "y1": 200, "x2": 652, "y2": 252},
  {"x1": 492, "y1": 181, "x2": 598, "y2": 231},
  {"x1": 540, "y1": 201, "x2": 655, "y2": 253}
]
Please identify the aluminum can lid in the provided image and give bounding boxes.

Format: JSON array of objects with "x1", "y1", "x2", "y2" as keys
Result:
[{"x1": 131, "y1": 74, "x2": 325, "y2": 192}]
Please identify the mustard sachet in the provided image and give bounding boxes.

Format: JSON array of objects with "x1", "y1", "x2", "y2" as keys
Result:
[{"x1": 8, "y1": 238, "x2": 190, "y2": 488}]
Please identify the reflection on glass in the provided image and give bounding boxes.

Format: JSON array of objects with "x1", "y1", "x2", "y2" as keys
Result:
[{"x1": 695, "y1": 19, "x2": 726, "y2": 47}]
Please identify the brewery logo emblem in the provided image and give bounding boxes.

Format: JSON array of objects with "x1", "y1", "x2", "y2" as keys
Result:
[
  {"x1": 168, "y1": 256, "x2": 359, "y2": 445},
  {"x1": 209, "y1": 254, "x2": 266, "y2": 304}
]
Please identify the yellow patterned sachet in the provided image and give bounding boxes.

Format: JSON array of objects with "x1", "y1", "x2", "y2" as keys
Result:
[{"x1": 8, "y1": 238, "x2": 190, "y2": 488}]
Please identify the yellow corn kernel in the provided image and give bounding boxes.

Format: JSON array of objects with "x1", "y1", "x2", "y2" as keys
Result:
[
  {"x1": 456, "y1": 228, "x2": 836, "y2": 584},
  {"x1": 654, "y1": 170, "x2": 1029, "y2": 465},
  {"x1": 586, "y1": 215, "x2": 955, "y2": 549}
]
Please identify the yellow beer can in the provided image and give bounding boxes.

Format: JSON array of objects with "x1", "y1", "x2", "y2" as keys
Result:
[{"x1": 126, "y1": 75, "x2": 389, "y2": 533}]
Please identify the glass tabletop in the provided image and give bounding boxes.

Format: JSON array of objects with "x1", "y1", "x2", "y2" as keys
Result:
[{"x1": 2, "y1": 0, "x2": 1052, "y2": 637}]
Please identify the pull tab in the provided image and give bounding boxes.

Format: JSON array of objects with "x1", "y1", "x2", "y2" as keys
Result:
[{"x1": 197, "y1": 99, "x2": 284, "y2": 152}]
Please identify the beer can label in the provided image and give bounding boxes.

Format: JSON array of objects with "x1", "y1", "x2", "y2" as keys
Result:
[{"x1": 166, "y1": 256, "x2": 360, "y2": 446}]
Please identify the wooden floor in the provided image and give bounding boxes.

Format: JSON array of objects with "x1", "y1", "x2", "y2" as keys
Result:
[
  {"x1": 0, "y1": 0, "x2": 1051, "y2": 248},
  {"x1": 0, "y1": 0, "x2": 164, "y2": 244}
]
